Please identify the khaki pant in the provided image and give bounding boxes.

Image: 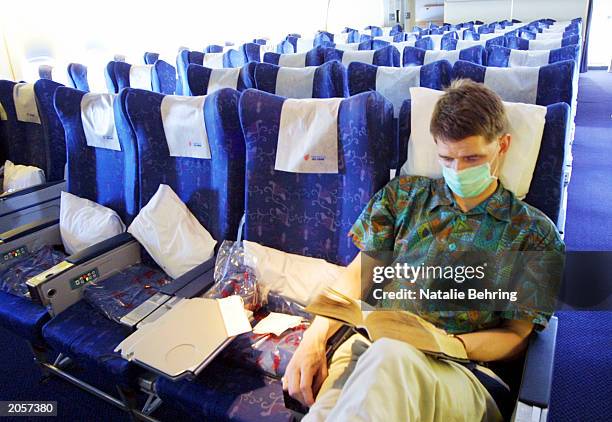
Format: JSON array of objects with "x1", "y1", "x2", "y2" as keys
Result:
[{"x1": 304, "y1": 334, "x2": 503, "y2": 422}]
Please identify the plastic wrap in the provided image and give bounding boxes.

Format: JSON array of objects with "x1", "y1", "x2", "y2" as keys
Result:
[
  {"x1": 203, "y1": 240, "x2": 264, "y2": 311},
  {"x1": 0, "y1": 245, "x2": 66, "y2": 298},
  {"x1": 222, "y1": 311, "x2": 311, "y2": 378},
  {"x1": 83, "y1": 265, "x2": 172, "y2": 323}
]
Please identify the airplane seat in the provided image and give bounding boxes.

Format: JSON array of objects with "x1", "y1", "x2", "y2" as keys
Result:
[
  {"x1": 0, "y1": 87, "x2": 136, "y2": 346},
  {"x1": 67, "y1": 63, "x2": 90, "y2": 92},
  {"x1": 41, "y1": 87, "x2": 245, "y2": 392},
  {"x1": 486, "y1": 45, "x2": 580, "y2": 67},
  {"x1": 397, "y1": 96, "x2": 570, "y2": 419},
  {"x1": 253, "y1": 61, "x2": 347, "y2": 98},
  {"x1": 263, "y1": 47, "x2": 324, "y2": 68},
  {"x1": 143, "y1": 52, "x2": 159, "y2": 64},
  {"x1": 153, "y1": 88, "x2": 394, "y2": 420},
  {"x1": 241, "y1": 42, "x2": 263, "y2": 63},
  {"x1": 364, "y1": 25, "x2": 383, "y2": 37},
  {"x1": 348, "y1": 60, "x2": 451, "y2": 172},
  {"x1": 506, "y1": 34, "x2": 580, "y2": 50},
  {"x1": 105, "y1": 61, "x2": 119, "y2": 94},
  {"x1": 445, "y1": 36, "x2": 506, "y2": 51},
  {"x1": 113, "y1": 61, "x2": 176, "y2": 94},
  {"x1": 205, "y1": 44, "x2": 224, "y2": 53},
  {"x1": 276, "y1": 40, "x2": 294, "y2": 54},
  {"x1": 38, "y1": 65, "x2": 53, "y2": 80},
  {"x1": 323, "y1": 45, "x2": 399, "y2": 67},
  {"x1": 415, "y1": 36, "x2": 434, "y2": 50},
  {"x1": 186, "y1": 63, "x2": 253, "y2": 96},
  {"x1": 403, "y1": 45, "x2": 485, "y2": 66}
]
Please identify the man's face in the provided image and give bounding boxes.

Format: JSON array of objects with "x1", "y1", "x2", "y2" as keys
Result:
[{"x1": 436, "y1": 134, "x2": 510, "y2": 173}]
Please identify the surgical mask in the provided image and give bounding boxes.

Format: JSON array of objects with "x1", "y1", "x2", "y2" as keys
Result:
[{"x1": 442, "y1": 162, "x2": 497, "y2": 198}]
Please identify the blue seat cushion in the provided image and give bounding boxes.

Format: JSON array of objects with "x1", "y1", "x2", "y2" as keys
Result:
[
  {"x1": 83, "y1": 263, "x2": 171, "y2": 323},
  {"x1": 155, "y1": 360, "x2": 293, "y2": 421},
  {"x1": 42, "y1": 300, "x2": 139, "y2": 386},
  {"x1": 0, "y1": 245, "x2": 67, "y2": 298},
  {"x1": 0, "y1": 291, "x2": 49, "y2": 343}
]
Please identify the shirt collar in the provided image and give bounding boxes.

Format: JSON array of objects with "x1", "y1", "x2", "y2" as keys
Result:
[{"x1": 429, "y1": 178, "x2": 512, "y2": 222}]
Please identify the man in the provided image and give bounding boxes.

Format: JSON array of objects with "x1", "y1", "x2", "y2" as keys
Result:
[{"x1": 282, "y1": 79, "x2": 564, "y2": 421}]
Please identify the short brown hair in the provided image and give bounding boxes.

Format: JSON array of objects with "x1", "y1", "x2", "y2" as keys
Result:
[{"x1": 430, "y1": 79, "x2": 508, "y2": 143}]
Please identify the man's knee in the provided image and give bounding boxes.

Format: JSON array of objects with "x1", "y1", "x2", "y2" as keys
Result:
[{"x1": 359, "y1": 338, "x2": 431, "y2": 373}]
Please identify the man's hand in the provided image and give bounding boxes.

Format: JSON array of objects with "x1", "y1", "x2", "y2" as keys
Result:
[{"x1": 282, "y1": 330, "x2": 329, "y2": 407}]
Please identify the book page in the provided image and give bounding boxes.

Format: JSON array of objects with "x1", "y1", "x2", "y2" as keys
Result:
[{"x1": 217, "y1": 295, "x2": 252, "y2": 336}]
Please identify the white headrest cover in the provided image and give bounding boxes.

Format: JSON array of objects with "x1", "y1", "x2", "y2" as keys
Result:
[
  {"x1": 400, "y1": 87, "x2": 547, "y2": 199},
  {"x1": 509, "y1": 50, "x2": 550, "y2": 67},
  {"x1": 535, "y1": 32, "x2": 564, "y2": 40},
  {"x1": 203, "y1": 53, "x2": 225, "y2": 69},
  {"x1": 341, "y1": 49, "x2": 376, "y2": 66},
  {"x1": 456, "y1": 39, "x2": 485, "y2": 49},
  {"x1": 278, "y1": 52, "x2": 308, "y2": 68},
  {"x1": 129, "y1": 65, "x2": 154, "y2": 90},
  {"x1": 335, "y1": 43, "x2": 360, "y2": 51},
  {"x1": 483, "y1": 66, "x2": 540, "y2": 104},
  {"x1": 13, "y1": 83, "x2": 40, "y2": 124},
  {"x1": 208, "y1": 68, "x2": 241, "y2": 93},
  {"x1": 375, "y1": 67, "x2": 421, "y2": 118},
  {"x1": 393, "y1": 40, "x2": 416, "y2": 63},
  {"x1": 427, "y1": 34, "x2": 443, "y2": 50},
  {"x1": 335, "y1": 33, "x2": 350, "y2": 44},
  {"x1": 424, "y1": 50, "x2": 461, "y2": 65},
  {"x1": 160, "y1": 95, "x2": 210, "y2": 159},
  {"x1": 529, "y1": 39, "x2": 562, "y2": 50},
  {"x1": 275, "y1": 67, "x2": 317, "y2": 99},
  {"x1": 375, "y1": 35, "x2": 395, "y2": 42},
  {"x1": 80, "y1": 93, "x2": 121, "y2": 151},
  {"x1": 275, "y1": 98, "x2": 343, "y2": 173}
]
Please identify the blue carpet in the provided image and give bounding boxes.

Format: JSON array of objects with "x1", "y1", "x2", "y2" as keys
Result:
[
  {"x1": 548, "y1": 70, "x2": 612, "y2": 422},
  {"x1": 564, "y1": 71, "x2": 612, "y2": 251}
]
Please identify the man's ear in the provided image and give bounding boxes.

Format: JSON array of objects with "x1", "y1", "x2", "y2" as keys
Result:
[{"x1": 499, "y1": 133, "x2": 511, "y2": 154}]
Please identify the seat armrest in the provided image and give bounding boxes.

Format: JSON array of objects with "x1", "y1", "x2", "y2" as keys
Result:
[
  {"x1": 518, "y1": 316, "x2": 558, "y2": 407},
  {"x1": 65, "y1": 232, "x2": 136, "y2": 265},
  {"x1": 0, "y1": 217, "x2": 59, "y2": 243},
  {"x1": 0, "y1": 180, "x2": 64, "y2": 202},
  {"x1": 160, "y1": 257, "x2": 216, "y2": 297}
]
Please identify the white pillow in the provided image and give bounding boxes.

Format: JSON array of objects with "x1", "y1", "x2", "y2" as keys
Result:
[
  {"x1": 243, "y1": 240, "x2": 345, "y2": 305},
  {"x1": 60, "y1": 191, "x2": 126, "y2": 255},
  {"x1": 128, "y1": 184, "x2": 216, "y2": 279},
  {"x1": 400, "y1": 87, "x2": 547, "y2": 199},
  {"x1": 2, "y1": 160, "x2": 45, "y2": 193}
]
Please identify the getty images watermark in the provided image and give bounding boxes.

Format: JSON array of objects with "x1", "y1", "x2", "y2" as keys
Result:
[{"x1": 360, "y1": 250, "x2": 566, "y2": 314}]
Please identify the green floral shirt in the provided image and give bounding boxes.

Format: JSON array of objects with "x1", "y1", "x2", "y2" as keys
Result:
[{"x1": 349, "y1": 176, "x2": 565, "y2": 334}]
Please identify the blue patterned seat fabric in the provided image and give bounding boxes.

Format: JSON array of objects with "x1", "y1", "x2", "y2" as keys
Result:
[
  {"x1": 253, "y1": 61, "x2": 347, "y2": 98},
  {"x1": 451, "y1": 59, "x2": 576, "y2": 107},
  {"x1": 0, "y1": 246, "x2": 66, "y2": 298},
  {"x1": 186, "y1": 63, "x2": 253, "y2": 95},
  {"x1": 398, "y1": 100, "x2": 569, "y2": 228},
  {"x1": 347, "y1": 60, "x2": 451, "y2": 171},
  {"x1": 67, "y1": 63, "x2": 90, "y2": 92},
  {"x1": 323, "y1": 45, "x2": 399, "y2": 67},
  {"x1": 486, "y1": 45, "x2": 580, "y2": 67},
  {"x1": 263, "y1": 47, "x2": 324, "y2": 67},
  {"x1": 403, "y1": 45, "x2": 485, "y2": 66}
]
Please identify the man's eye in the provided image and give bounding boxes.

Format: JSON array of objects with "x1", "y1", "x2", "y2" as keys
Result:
[{"x1": 465, "y1": 156, "x2": 481, "y2": 162}]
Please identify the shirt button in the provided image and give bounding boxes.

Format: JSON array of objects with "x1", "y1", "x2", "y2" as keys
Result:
[{"x1": 449, "y1": 243, "x2": 457, "y2": 251}]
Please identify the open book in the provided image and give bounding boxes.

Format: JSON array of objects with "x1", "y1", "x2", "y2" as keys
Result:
[{"x1": 305, "y1": 287, "x2": 469, "y2": 361}]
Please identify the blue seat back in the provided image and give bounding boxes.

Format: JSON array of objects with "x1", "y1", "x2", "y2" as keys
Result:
[
  {"x1": 0, "y1": 81, "x2": 45, "y2": 170},
  {"x1": 206, "y1": 45, "x2": 224, "y2": 53},
  {"x1": 506, "y1": 34, "x2": 579, "y2": 50},
  {"x1": 323, "y1": 45, "x2": 399, "y2": 67},
  {"x1": 105, "y1": 61, "x2": 119, "y2": 94},
  {"x1": 114, "y1": 61, "x2": 176, "y2": 94},
  {"x1": 348, "y1": 60, "x2": 451, "y2": 170},
  {"x1": 403, "y1": 45, "x2": 485, "y2": 66},
  {"x1": 253, "y1": 61, "x2": 347, "y2": 98},
  {"x1": 364, "y1": 26, "x2": 383, "y2": 37},
  {"x1": 39, "y1": 65, "x2": 53, "y2": 80},
  {"x1": 186, "y1": 63, "x2": 253, "y2": 96},
  {"x1": 398, "y1": 100, "x2": 570, "y2": 228},
  {"x1": 240, "y1": 89, "x2": 393, "y2": 265},
  {"x1": 54, "y1": 87, "x2": 136, "y2": 224},
  {"x1": 487, "y1": 45, "x2": 580, "y2": 67},
  {"x1": 124, "y1": 88, "x2": 245, "y2": 243},
  {"x1": 452, "y1": 59, "x2": 575, "y2": 107},
  {"x1": 263, "y1": 47, "x2": 323, "y2": 67},
  {"x1": 34, "y1": 79, "x2": 66, "y2": 182},
  {"x1": 67, "y1": 63, "x2": 89, "y2": 92},
  {"x1": 144, "y1": 52, "x2": 159, "y2": 65}
]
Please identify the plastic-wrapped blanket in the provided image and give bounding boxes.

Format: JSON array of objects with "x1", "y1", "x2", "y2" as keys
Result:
[
  {"x1": 0, "y1": 245, "x2": 66, "y2": 298},
  {"x1": 204, "y1": 240, "x2": 315, "y2": 378},
  {"x1": 83, "y1": 264, "x2": 172, "y2": 323}
]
